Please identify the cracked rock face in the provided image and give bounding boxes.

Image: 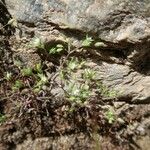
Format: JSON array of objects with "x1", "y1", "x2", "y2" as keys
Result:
[
  {"x1": 96, "y1": 62, "x2": 150, "y2": 103},
  {"x1": 5, "y1": 0, "x2": 150, "y2": 42},
  {"x1": 5, "y1": 0, "x2": 150, "y2": 103}
]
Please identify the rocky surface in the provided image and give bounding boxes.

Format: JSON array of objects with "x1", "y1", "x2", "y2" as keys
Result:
[
  {"x1": 96, "y1": 62, "x2": 150, "y2": 103},
  {"x1": 5, "y1": 0, "x2": 150, "y2": 103},
  {"x1": 0, "y1": 0, "x2": 150, "y2": 149},
  {"x1": 5, "y1": 0, "x2": 150, "y2": 42}
]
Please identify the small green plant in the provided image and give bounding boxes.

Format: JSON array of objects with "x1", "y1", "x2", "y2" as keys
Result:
[
  {"x1": 21, "y1": 67, "x2": 33, "y2": 76},
  {"x1": 94, "y1": 42, "x2": 107, "y2": 48},
  {"x1": 0, "y1": 113, "x2": 6, "y2": 124},
  {"x1": 83, "y1": 69, "x2": 96, "y2": 80},
  {"x1": 12, "y1": 80, "x2": 24, "y2": 91},
  {"x1": 82, "y1": 35, "x2": 94, "y2": 47},
  {"x1": 49, "y1": 44, "x2": 64, "y2": 54},
  {"x1": 65, "y1": 81, "x2": 90, "y2": 104},
  {"x1": 59, "y1": 70, "x2": 66, "y2": 80},
  {"x1": 67, "y1": 57, "x2": 85, "y2": 71},
  {"x1": 14, "y1": 59, "x2": 22, "y2": 69},
  {"x1": 59, "y1": 57, "x2": 85, "y2": 83},
  {"x1": 34, "y1": 73, "x2": 48, "y2": 92},
  {"x1": 34, "y1": 63, "x2": 43, "y2": 73},
  {"x1": 105, "y1": 109, "x2": 115, "y2": 124},
  {"x1": 97, "y1": 83, "x2": 118, "y2": 98},
  {"x1": 107, "y1": 90, "x2": 118, "y2": 98},
  {"x1": 37, "y1": 73, "x2": 48, "y2": 84},
  {"x1": 4, "y1": 72, "x2": 12, "y2": 81},
  {"x1": 31, "y1": 37, "x2": 44, "y2": 49},
  {"x1": 67, "y1": 57, "x2": 79, "y2": 71}
]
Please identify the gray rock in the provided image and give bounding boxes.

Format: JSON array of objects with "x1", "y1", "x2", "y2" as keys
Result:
[
  {"x1": 97, "y1": 62, "x2": 150, "y2": 103},
  {"x1": 5, "y1": 0, "x2": 150, "y2": 43}
]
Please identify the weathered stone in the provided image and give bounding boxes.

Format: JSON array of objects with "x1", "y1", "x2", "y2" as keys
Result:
[
  {"x1": 96, "y1": 62, "x2": 150, "y2": 103},
  {"x1": 5, "y1": 0, "x2": 150, "y2": 43}
]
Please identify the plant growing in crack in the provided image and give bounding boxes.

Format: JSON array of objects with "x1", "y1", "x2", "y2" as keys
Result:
[
  {"x1": 82, "y1": 35, "x2": 94, "y2": 47},
  {"x1": 31, "y1": 37, "x2": 45, "y2": 49},
  {"x1": 31, "y1": 37, "x2": 65, "y2": 56},
  {"x1": 49, "y1": 44, "x2": 64, "y2": 54},
  {"x1": 83, "y1": 68, "x2": 96, "y2": 81},
  {"x1": 4, "y1": 72, "x2": 12, "y2": 81},
  {"x1": 12, "y1": 80, "x2": 24, "y2": 91},
  {"x1": 0, "y1": 113, "x2": 6, "y2": 124},
  {"x1": 34, "y1": 73, "x2": 48, "y2": 92},
  {"x1": 67, "y1": 57, "x2": 85, "y2": 71},
  {"x1": 105, "y1": 109, "x2": 115, "y2": 124},
  {"x1": 65, "y1": 81, "x2": 91, "y2": 105},
  {"x1": 13, "y1": 59, "x2": 22, "y2": 69},
  {"x1": 21, "y1": 67, "x2": 33, "y2": 77},
  {"x1": 97, "y1": 83, "x2": 118, "y2": 99},
  {"x1": 34, "y1": 63, "x2": 43, "y2": 73}
]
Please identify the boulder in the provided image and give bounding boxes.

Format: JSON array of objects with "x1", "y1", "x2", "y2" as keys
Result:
[
  {"x1": 5, "y1": 0, "x2": 150, "y2": 42},
  {"x1": 97, "y1": 62, "x2": 150, "y2": 103}
]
